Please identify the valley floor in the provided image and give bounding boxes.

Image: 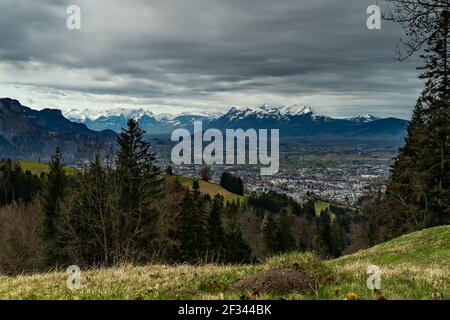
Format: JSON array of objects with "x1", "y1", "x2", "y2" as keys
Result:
[{"x1": 0, "y1": 226, "x2": 448, "y2": 300}]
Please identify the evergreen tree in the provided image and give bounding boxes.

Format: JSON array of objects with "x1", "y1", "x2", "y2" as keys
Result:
[
  {"x1": 384, "y1": 10, "x2": 450, "y2": 237},
  {"x1": 316, "y1": 210, "x2": 333, "y2": 258},
  {"x1": 0, "y1": 160, "x2": 42, "y2": 205},
  {"x1": 220, "y1": 172, "x2": 244, "y2": 195},
  {"x1": 262, "y1": 213, "x2": 277, "y2": 254},
  {"x1": 207, "y1": 195, "x2": 226, "y2": 258},
  {"x1": 298, "y1": 215, "x2": 314, "y2": 252},
  {"x1": 177, "y1": 181, "x2": 209, "y2": 262},
  {"x1": 236, "y1": 177, "x2": 244, "y2": 196},
  {"x1": 329, "y1": 215, "x2": 345, "y2": 258},
  {"x1": 420, "y1": 10, "x2": 450, "y2": 226},
  {"x1": 41, "y1": 147, "x2": 67, "y2": 265},
  {"x1": 116, "y1": 119, "x2": 163, "y2": 260},
  {"x1": 224, "y1": 227, "x2": 252, "y2": 263},
  {"x1": 222, "y1": 203, "x2": 251, "y2": 263},
  {"x1": 273, "y1": 209, "x2": 296, "y2": 253}
]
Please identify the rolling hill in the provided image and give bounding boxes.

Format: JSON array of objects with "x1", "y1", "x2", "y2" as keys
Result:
[{"x1": 0, "y1": 226, "x2": 447, "y2": 300}]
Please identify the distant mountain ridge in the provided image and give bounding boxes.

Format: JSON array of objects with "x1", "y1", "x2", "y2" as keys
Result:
[
  {"x1": 65, "y1": 108, "x2": 214, "y2": 135},
  {"x1": 0, "y1": 98, "x2": 116, "y2": 162},
  {"x1": 0, "y1": 98, "x2": 410, "y2": 161},
  {"x1": 207, "y1": 105, "x2": 408, "y2": 137},
  {"x1": 66, "y1": 104, "x2": 409, "y2": 138}
]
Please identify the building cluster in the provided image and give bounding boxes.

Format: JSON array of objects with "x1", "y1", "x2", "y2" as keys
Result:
[{"x1": 161, "y1": 161, "x2": 390, "y2": 205}]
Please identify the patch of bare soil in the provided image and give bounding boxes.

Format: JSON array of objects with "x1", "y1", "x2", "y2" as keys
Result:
[{"x1": 231, "y1": 268, "x2": 314, "y2": 294}]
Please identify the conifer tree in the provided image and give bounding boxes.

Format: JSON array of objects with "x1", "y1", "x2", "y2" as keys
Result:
[
  {"x1": 419, "y1": 10, "x2": 450, "y2": 226},
  {"x1": 384, "y1": 10, "x2": 450, "y2": 237},
  {"x1": 224, "y1": 226, "x2": 252, "y2": 263},
  {"x1": 116, "y1": 119, "x2": 163, "y2": 259},
  {"x1": 42, "y1": 147, "x2": 67, "y2": 265},
  {"x1": 222, "y1": 203, "x2": 251, "y2": 263},
  {"x1": 273, "y1": 209, "x2": 296, "y2": 253},
  {"x1": 207, "y1": 195, "x2": 226, "y2": 258},
  {"x1": 329, "y1": 215, "x2": 345, "y2": 258},
  {"x1": 262, "y1": 213, "x2": 277, "y2": 254},
  {"x1": 220, "y1": 172, "x2": 244, "y2": 195},
  {"x1": 177, "y1": 181, "x2": 209, "y2": 262},
  {"x1": 62, "y1": 155, "x2": 113, "y2": 266},
  {"x1": 317, "y1": 209, "x2": 333, "y2": 258}
]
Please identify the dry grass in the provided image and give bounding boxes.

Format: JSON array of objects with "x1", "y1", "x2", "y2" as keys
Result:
[{"x1": 0, "y1": 226, "x2": 448, "y2": 300}]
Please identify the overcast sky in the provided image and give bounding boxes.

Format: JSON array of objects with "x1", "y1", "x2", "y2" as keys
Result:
[{"x1": 0, "y1": 0, "x2": 424, "y2": 118}]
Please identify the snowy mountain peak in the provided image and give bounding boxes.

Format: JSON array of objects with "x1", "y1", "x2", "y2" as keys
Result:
[
  {"x1": 64, "y1": 107, "x2": 155, "y2": 121},
  {"x1": 280, "y1": 104, "x2": 314, "y2": 116},
  {"x1": 257, "y1": 103, "x2": 280, "y2": 112},
  {"x1": 222, "y1": 104, "x2": 316, "y2": 121},
  {"x1": 347, "y1": 114, "x2": 380, "y2": 123}
]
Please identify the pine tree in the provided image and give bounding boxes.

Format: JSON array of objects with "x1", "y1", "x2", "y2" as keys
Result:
[
  {"x1": 329, "y1": 215, "x2": 345, "y2": 258},
  {"x1": 419, "y1": 10, "x2": 450, "y2": 226},
  {"x1": 207, "y1": 195, "x2": 226, "y2": 259},
  {"x1": 316, "y1": 209, "x2": 333, "y2": 258},
  {"x1": 224, "y1": 227, "x2": 252, "y2": 263},
  {"x1": 298, "y1": 215, "x2": 314, "y2": 252},
  {"x1": 177, "y1": 181, "x2": 209, "y2": 262},
  {"x1": 273, "y1": 209, "x2": 296, "y2": 253},
  {"x1": 236, "y1": 177, "x2": 244, "y2": 196},
  {"x1": 262, "y1": 213, "x2": 277, "y2": 254},
  {"x1": 383, "y1": 10, "x2": 450, "y2": 238},
  {"x1": 41, "y1": 147, "x2": 67, "y2": 265},
  {"x1": 220, "y1": 172, "x2": 244, "y2": 195},
  {"x1": 222, "y1": 204, "x2": 251, "y2": 263},
  {"x1": 116, "y1": 119, "x2": 163, "y2": 260},
  {"x1": 418, "y1": 10, "x2": 450, "y2": 103},
  {"x1": 0, "y1": 160, "x2": 42, "y2": 205}
]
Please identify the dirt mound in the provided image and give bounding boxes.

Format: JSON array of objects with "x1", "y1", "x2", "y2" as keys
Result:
[{"x1": 231, "y1": 268, "x2": 314, "y2": 294}]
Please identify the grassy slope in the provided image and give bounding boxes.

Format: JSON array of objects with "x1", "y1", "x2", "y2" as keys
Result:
[
  {"x1": 168, "y1": 176, "x2": 246, "y2": 203},
  {"x1": 327, "y1": 225, "x2": 449, "y2": 300},
  {"x1": 18, "y1": 160, "x2": 242, "y2": 202},
  {"x1": 18, "y1": 160, "x2": 77, "y2": 175},
  {"x1": 314, "y1": 200, "x2": 330, "y2": 216},
  {"x1": 0, "y1": 226, "x2": 448, "y2": 300},
  {"x1": 314, "y1": 200, "x2": 356, "y2": 217}
]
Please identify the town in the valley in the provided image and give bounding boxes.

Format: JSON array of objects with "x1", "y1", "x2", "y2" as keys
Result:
[{"x1": 162, "y1": 162, "x2": 389, "y2": 205}]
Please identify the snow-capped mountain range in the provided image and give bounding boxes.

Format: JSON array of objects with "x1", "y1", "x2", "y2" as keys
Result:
[
  {"x1": 65, "y1": 104, "x2": 379, "y2": 123},
  {"x1": 64, "y1": 104, "x2": 406, "y2": 137},
  {"x1": 0, "y1": 98, "x2": 410, "y2": 161},
  {"x1": 65, "y1": 107, "x2": 220, "y2": 122},
  {"x1": 221, "y1": 104, "x2": 316, "y2": 121}
]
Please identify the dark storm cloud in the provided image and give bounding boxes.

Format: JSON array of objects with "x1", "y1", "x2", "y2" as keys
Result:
[{"x1": 0, "y1": 0, "x2": 423, "y2": 117}]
